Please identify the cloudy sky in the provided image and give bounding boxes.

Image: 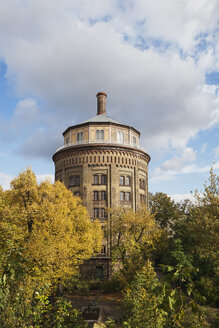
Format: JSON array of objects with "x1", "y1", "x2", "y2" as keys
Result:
[{"x1": 0, "y1": 0, "x2": 218, "y2": 201}]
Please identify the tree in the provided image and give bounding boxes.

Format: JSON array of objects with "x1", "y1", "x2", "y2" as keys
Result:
[
  {"x1": 122, "y1": 260, "x2": 166, "y2": 328},
  {"x1": 108, "y1": 206, "x2": 163, "y2": 285},
  {"x1": 149, "y1": 192, "x2": 180, "y2": 229},
  {"x1": 0, "y1": 168, "x2": 103, "y2": 326}
]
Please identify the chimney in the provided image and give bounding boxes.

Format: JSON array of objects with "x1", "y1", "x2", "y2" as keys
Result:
[{"x1": 96, "y1": 92, "x2": 107, "y2": 115}]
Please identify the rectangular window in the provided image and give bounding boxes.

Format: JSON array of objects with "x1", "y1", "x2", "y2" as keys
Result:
[
  {"x1": 77, "y1": 132, "x2": 83, "y2": 143},
  {"x1": 120, "y1": 176, "x2": 125, "y2": 185},
  {"x1": 133, "y1": 136, "x2": 136, "y2": 145},
  {"x1": 125, "y1": 192, "x2": 131, "y2": 201},
  {"x1": 139, "y1": 179, "x2": 145, "y2": 190},
  {"x1": 69, "y1": 175, "x2": 80, "y2": 187},
  {"x1": 101, "y1": 175, "x2": 106, "y2": 185},
  {"x1": 100, "y1": 245, "x2": 106, "y2": 255},
  {"x1": 100, "y1": 191, "x2": 106, "y2": 200},
  {"x1": 65, "y1": 136, "x2": 69, "y2": 144},
  {"x1": 93, "y1": 175, "x2": 99, "y2": 184},
  {"x1": 125, "y1": 176, "x2": 131, "y2": 186},
  {"x1": 100, "y1": 208, "x2": 105, "y2": 218},
  {"x1": 120, "y1": 191, "x2": 125, "y2": 201},
  {"x1": 117, "y1": 131, "x2": 124, "y2": 143},
  {"x1": 93, "y1": 208, "x2": 99, "y2": 218},
  {"x1": 93, "y1": 191, "x2": 99, "y2": 200},
  {"x1": 96, "y1": 129, "x2": 104, "y2": 141}
]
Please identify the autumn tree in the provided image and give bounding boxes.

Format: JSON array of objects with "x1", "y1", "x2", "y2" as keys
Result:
[
  {"x1": 108, "y1": 206, "x2": 163, "y2": 285},
  {"x1": 0, "y1": 168, "x2": 103, "y2": 326}
]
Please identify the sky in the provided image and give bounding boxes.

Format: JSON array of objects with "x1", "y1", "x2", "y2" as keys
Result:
[{"x1": 0, "y1": 0, "x2": 218, "y2": 202}]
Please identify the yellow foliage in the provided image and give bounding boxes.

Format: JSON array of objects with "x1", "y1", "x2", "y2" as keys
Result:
[{"x1": 0, "y1": 169, "x2": 103, "y2": 292}]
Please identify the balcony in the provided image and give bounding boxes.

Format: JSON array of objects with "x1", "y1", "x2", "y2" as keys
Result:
[{"x1": 55, "y1": 139, "x2": 146, "y2": 153}]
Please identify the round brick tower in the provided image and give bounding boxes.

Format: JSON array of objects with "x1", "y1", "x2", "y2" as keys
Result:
[{"x1": 52, "y1": 92, "x2": 150, "y2": 279}]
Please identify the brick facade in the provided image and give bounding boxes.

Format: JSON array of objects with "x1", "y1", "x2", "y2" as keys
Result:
[{"x1": 52, "y1": 92, "x2": 150, "y2": 280}]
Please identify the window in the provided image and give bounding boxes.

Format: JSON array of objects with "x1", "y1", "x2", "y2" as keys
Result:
[
  {"x1": 74, "y1": 192, "x2": 80, "y2": 197},
  {"x1": 101, "y1": 174, "x2": 106, "y2": 185},
  {"x1": 133, "y1": 136, "x2": 136, "y2": 145},
  {"x1": 100, "y1": 245, "x2": 106, "y2": 255},
  {"x1": 100, "y1": 208, "x2": 105, "y2": 218},
  {"x1": 125, "y1": 192, "x2": 131, "y2": 201},
  {"x1": 65, "y1": 136, "x2": 69, "y2": 144},
  {"x1": 120, "y1": 176, "x2": 125, "y2": 185},
  {"x1": 93, "y1": 208, "x2": 99, "y2": 218},
  {"x1": 101, "y1": 191, "x2": 106, "y2": 200},
  {"x1": 96, "y1": 129, "x2": 104, "y2": 141},
  {"x1": 77, "y1": 132, "x2": 83, "y2": 143},
  {"x1": 125, "y1": 176, "x2": 131, "y2": 186},
  {"x1": 139, "y1": 178, "x2": 145, "y2": 190},
  {"x1": 93, "y1": 175, "x2": 99, "y2": 185},
  {"x1": 120, "y1": 191, "x2": 125, "y2": 201},
  {"x1": 140, "y1": 194, "x2": 146, "y2": 203},
  {"x1": 69, "y1": 175, "x2": 80, "y2": 187},
  {"x1": 117, "y1": 131, "x2": 124, "y2": 143},
  {"x1": 93, "y1": 191, "x2": 99, "y2": 200}
]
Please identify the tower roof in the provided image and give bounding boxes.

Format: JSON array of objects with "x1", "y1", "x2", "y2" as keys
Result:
[{"x1": 81, "y1": 114, "x2": 122, "y2": 124}]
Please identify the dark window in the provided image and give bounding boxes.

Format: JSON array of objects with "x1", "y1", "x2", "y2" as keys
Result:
[
  {"x1": 100, "y1": 191, "x2": 106, "y2": 200},
  {"x1": 120, "y1": 176, "x2": 125, "y2": 185},
  {"x1": 100, "y1": 208, "x2": 105, "y2": 218},
  {"x1": 93, "y1": 175, "x2": 99, "y2": 184},
  {"x1": 77, "y1": 132, "x2": 83, "y2": 143},
  {"x1": 66, "y1": 136, "x2": 69, "y2": 144},
  {"x1": 139, "y1": 179, "x2": 145, "y2": 190},
  {"x1": 93, "y1": 208, "x2": 99, "y2": 218},
  {"x1": 101, "y1": 174, "x2": 106, "y2": 185},
  {"x1": 101, "y1": 245, "x2": 106, "y2": 254},
  {"x1": 93, "y1": 191, "x2": 99, "y2": 200},
  {"x1": 69, "y1": 175, "x2": 80, "y2": 187},
  {"x1": 140, "y1": 194, "x2": 146, "y2": 203},
  {"x1": 74, "y1": 192, "x2": 80, "y2": 197}
]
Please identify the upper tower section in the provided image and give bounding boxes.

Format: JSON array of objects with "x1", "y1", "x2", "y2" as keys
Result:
[
  {"x1": 97, "y1": 92, "x2": 107, "y2": 115},
  {"x1": 54, "y1": 92, "x2": 149, "y2": 157}
]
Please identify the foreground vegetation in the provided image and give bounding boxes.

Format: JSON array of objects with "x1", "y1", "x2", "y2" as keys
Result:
[{"x1": 0, "y1": 168, "x2": 218, "y2": 327}]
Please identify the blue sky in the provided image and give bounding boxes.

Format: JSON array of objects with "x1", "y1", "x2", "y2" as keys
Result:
[{"x1": 0, "y1": 0, "x2": 218, "y2": 202}]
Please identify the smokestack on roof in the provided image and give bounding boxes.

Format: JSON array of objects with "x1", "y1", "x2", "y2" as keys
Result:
[{"x1": 96, "y1": 92, "x2": 107, "y2": 115}]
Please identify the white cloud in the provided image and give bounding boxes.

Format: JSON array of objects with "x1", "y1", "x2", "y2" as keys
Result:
[
  {"x1": 213, "y1": 145, "x2": 219, "y2": 158},
  {"x1": 0, "y1": 171, "x2": 54, "y2": 190},
  {"x1": 150, "y1": 151, "x2": 219, "y2": 183},
  {"x1": 37, "y1": 174, "x2": 54, "y2": 184},
  {"x1": 200, "y1": 142, "x2": 207, "y2": 153},
  {"x1": 0, "y1": 172, "x2": 14, "y2": 190},
  {"x1": 169, "y1": 193, "x2": 196, "y2": 203},
  {"x1": 0, "y1": 1, "x2": 218, "y2": 158}
]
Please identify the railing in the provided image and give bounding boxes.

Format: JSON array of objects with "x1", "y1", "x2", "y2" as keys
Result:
[{"x1": 55, "y1": 139, "x2": 146, "y2": 153}]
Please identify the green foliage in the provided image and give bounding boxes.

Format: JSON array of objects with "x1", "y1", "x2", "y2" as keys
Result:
[
  {"x1": 149, "y1": 192, "x2": 180, "y2": 229},
  {"x1": 122, "y1": 260, "x2": 166, "y2": 328}
]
